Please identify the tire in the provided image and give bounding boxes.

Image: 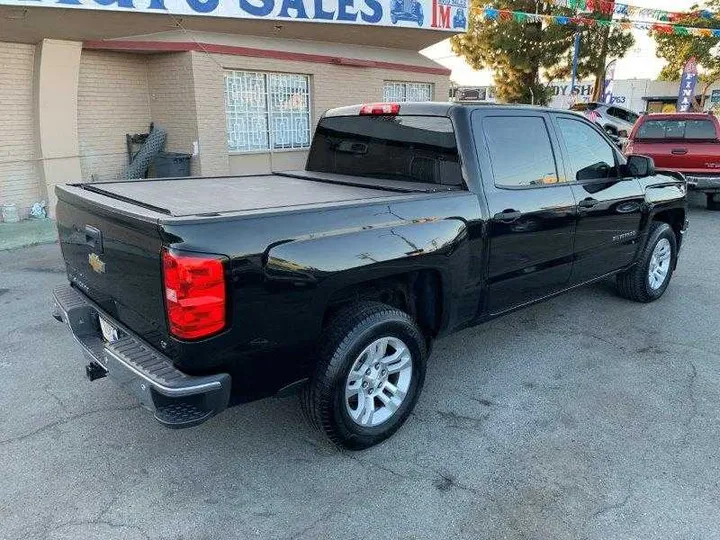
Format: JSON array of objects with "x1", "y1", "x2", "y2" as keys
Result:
[
  {"x1": 302, "y1": 302, "x2": 427, "y2": 450},
  {"x1": 123, "y1": 126, "x2": 167, "y2": 180},
  {"x1": 616, "y1": 221, "x2": 677, "y2": 303},
  {"x1": 707, "y1": 193, "x2": 720, "y2": 211}
]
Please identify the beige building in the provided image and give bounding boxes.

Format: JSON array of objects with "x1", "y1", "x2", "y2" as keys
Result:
[{"x1": 0, "y1": 2, "x2": 457, "y2": 218}]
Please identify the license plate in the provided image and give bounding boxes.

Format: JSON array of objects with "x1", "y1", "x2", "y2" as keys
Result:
[{"x1": 99, "y1": 316, "x2": 119, "y2": 343}]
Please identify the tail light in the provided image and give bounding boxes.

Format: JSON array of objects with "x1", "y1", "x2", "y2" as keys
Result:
[
  {"x1": 162, "y1": 249, "x2": 226, "y2": 340},
  {"x1": 359, "y1": 103, "x2": 400, "y2": 115}
]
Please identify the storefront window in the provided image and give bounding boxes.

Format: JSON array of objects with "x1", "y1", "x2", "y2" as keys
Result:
[
  {"x1": 383, "y1": 81, "x2": 433, "y2": 102},
  {"x1": 225, "y1": 70, "x2": 311, "y2": 152}
]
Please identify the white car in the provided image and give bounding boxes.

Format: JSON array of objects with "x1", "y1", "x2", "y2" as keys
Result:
[{"x1": 570, "y1": 102, "x2": 640, "y2": 137}]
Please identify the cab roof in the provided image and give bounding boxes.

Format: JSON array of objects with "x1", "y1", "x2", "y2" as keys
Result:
[{"x1": 323, "y1": 101, "x2": 573, "y2": 118}]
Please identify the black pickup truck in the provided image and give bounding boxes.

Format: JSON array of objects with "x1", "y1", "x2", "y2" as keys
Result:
[{"x1": 53, "y1": 102, "x2": 688, "y2": 449}]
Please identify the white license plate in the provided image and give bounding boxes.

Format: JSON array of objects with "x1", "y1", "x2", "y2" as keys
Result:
[{"x1": 99, "y1": 316, "x2": 119, "y2": 343}]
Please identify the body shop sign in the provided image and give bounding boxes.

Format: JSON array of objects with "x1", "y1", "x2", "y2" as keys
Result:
[{"x1": 0, "y1": 0, "x2": 467, "y2": 30}]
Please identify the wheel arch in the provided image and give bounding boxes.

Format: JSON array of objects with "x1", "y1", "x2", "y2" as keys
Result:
[
  {"x1": 652, "y1": 207, "x2": 686, "y2": 246},
  {"x1": 322, "y1": 269, "x2": 445, "y2": 341}
]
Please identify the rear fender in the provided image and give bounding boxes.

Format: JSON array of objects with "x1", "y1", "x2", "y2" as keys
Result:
[{"x1": 264, "y1": 218, "x2": 468, "y2": 332}]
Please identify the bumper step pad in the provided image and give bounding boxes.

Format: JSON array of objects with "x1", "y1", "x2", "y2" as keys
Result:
[{"x1": 53, "y1": 284, "x2": 231, "y2": 429}]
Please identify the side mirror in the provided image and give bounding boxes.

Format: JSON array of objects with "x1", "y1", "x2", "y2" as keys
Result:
[{"x1": 626, "y1": 154, "x2": 656, "y2": 177}]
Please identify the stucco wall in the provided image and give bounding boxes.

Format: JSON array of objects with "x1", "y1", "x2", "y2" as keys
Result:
[
  {"x1": 147, "y1": 53, "x2": 201, "y2": 176},
  {"x1": 193, "y1": 50, "x2": 449, "y2": 176},
  {"x1": 0, "y1": 43, "x2": 39, "y2": 219},
  {"x1": 77, "y1": 50, "x2": 152, "y2": 182}
]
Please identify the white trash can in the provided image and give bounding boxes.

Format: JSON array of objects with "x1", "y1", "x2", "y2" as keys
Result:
[{"x1": 2, "y1": 203, "x2": 20, "y2": 223}]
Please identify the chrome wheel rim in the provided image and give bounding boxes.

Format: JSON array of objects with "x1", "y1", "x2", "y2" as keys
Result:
[
  {"x1": 345, "y1": 337, "x2": 413, "y2": 427},
  {"x1": 648, "y1": 238, "x2": 671, "y2": 290}
]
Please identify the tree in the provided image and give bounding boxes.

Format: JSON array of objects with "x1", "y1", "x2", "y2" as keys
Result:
[
  {"x1": 451, "y1": 0, "x2": 634, "y2": 104},
  {"x1": 546, "y1": 17, "x2": 635, "y2": 101},
  {"x1": 652, "y1": 2, "x2": 720, "y2": 109}
]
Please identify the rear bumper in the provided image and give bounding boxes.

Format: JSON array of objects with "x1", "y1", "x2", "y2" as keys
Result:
[
  {"x1": 684, "y1": 174, "x2": 720, "y2": 192},
  {"x1": 52, "y1": 284, "x2": 231, "y2": 428}
]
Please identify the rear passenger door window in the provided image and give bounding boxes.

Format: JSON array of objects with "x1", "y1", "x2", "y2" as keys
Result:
[
  {"x1": 482, "y1": 116, "x2": 561, "y2": 188},
  {"x1": 557, "y1": 117, "x2": 618, "y2": 181}
]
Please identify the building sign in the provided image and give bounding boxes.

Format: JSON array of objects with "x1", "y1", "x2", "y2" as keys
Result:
[{"x1": 0, "y1": 0, "x2": 467, "y2": 30}]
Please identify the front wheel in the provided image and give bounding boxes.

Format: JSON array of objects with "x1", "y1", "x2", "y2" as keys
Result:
[
  {"x1": 302, "y1": 302, "x2": 427, "y2": 450},
  {"x1": 616, "y1": 221, "x2": 677, "y2": 303}
]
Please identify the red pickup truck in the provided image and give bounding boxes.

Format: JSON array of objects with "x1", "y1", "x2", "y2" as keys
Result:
[{"x1": 626, "y1": 112, "x2": 720, "y2": 209}]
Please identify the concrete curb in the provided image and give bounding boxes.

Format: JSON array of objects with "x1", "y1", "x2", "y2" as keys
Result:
[{"x1": 0, "y1": 219, "x2": 58, "y2": 251}]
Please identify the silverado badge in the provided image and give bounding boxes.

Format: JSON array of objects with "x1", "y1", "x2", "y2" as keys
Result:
[{"x1": 88, "y1": 252, "x2": 106, "y2": 274}]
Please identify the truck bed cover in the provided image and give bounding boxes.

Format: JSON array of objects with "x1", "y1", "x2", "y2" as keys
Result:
[{"x1": 80, "y1": 174, "x2": 399, "y2": 218}]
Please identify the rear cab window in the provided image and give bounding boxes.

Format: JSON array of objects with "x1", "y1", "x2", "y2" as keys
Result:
[
  {"x1": 306, "y1": 114, "x2": 463, "y2": 187},
  {"x1": 635, "y1": 118, "x2": 718, "y2": 140}
]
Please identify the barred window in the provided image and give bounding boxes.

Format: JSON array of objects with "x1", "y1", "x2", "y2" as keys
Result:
[
  {"x1": 383, "y1": 81, "x2": 433, "y2": 102},
  {"x1": 225, "y1": 71, "x2": 311, "y2": 153}
]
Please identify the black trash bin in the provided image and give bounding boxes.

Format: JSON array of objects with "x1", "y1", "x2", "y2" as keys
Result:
[{"x1": 152, "y1": 152, "x2": 191, "y2": 178}]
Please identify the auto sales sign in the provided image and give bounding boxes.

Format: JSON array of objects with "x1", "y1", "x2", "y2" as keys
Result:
[{"x1": 0, "y1": 0, "x2": 468, "y2": 30}]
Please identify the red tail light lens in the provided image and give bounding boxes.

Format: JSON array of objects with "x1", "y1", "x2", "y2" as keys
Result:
[
  {"x1": 162, "y1": 249, "x2": 226, "y2": 340},
  {"x1": 359, "y1": 103, "x2": 400, "y2": 116}
]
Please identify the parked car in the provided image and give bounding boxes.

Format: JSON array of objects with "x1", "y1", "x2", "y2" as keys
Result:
[
  {"x1": 626, "y1": 112, "x2": 720, "y2": 210},
  {"x1": 571, "y1": 102, "x2": 640, "y2": 138},
  {"x1": 53, "y1": 102, "x2": 688, "y2": 450},
  {"x1": 390, "y1": 0, "x2": 423, "y2": 26}
]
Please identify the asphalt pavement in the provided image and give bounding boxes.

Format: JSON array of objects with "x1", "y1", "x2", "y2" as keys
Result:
[{"x1": 1, "y1": 194, "x2": 719, "y2": 540}]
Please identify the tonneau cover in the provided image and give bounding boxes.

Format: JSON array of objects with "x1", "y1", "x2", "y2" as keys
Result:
[{"x1": 83, "y1": 174, "x2": 394, "y2": 217}]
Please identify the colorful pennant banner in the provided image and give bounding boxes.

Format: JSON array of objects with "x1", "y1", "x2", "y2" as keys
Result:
[
  {"x1": 480, "y1": 7, "x2": 720, "y2": 37},
  {"x1": 548, "y1": 0, "x2": 718, "y2": 24}
]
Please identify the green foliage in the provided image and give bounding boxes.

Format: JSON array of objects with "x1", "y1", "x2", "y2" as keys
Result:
[
  {"x1": 653, "y1": 1, "x2": 720, "y2": 93},
  {"x1": 450, "y1": 0, "x2": 635, "y2": 104}
]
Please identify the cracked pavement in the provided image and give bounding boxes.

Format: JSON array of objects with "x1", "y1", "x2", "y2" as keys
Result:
[{"x1": 1, "y1": 194, "x2": 719, "y2": 539}]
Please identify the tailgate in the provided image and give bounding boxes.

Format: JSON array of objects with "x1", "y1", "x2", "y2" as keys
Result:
[
  {"x1": 56, "y1": 185, "x2": 168, "y2": 345},
  {"x1": 633, "y1": 140, "x2": 720, "y2": 171}
]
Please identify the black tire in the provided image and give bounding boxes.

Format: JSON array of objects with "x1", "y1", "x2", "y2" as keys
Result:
[
  {"x1": 302, "y1": 302, "x2": 427, "y2": 450},
  {"x1": 707, "y1": 193, "x2": 720, "y2": 211},
  {"x1": 123, "y1": 126, "x2": 167, "y2": 180},
  {"x1": 616, "y1": 221, "x2": 677, "y2": 303}
]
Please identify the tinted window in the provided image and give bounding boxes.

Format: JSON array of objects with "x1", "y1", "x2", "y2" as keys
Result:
[
  {"x1": 607, "y1": 107, "x2": 638, "y2": 124},
  {"x1": 636, "y1": 119, "x2": 716, "y2": 140},
  {"x1": 482, "y1": 116, "x2": 560, "y2": 188},
  {"x1": 558, "y1": 117, "x2": 617, "y2": 181},
  {"x1": 306, "y1": 115, "x2": 462, "y2": 186}
]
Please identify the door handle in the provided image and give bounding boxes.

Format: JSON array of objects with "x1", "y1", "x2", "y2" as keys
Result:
[
  {"x1": 84, "y1": 225, "x2": 103, "y2": 253},
  {"x1": 493, "y1": 210, "x2": 522, "y2": 222},
  {"x1": 671, "y1": 148, "x2": 688, "y2": 155},
  {"x1": 578, "y1": 198, "x2": 598, "y2": 209}
]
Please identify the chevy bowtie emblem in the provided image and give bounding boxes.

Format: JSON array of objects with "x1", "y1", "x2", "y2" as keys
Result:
[{"x1": 88, "y1": 252, "x2": 106, "y2": 274}]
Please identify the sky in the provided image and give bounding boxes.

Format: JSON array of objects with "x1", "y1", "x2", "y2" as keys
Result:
[{"x1": 422, "y1": 0, "x2": 699, "y2": 85}]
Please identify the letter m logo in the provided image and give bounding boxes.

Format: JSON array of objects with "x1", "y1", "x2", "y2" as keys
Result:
[{"x1": 432, "y1": 0, "x2": 451, "y2": 28}]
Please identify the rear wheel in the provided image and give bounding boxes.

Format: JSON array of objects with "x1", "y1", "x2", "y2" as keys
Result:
[
  {"x1": 302, "y1": 302, "x2": 427, "y2": 450},
  {"x1": 616, "y1": 221, "x2": 677, "y2": 303}
]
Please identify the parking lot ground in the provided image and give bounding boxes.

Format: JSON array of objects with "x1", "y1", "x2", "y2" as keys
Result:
[{"x1": 1, "y1": 196, "x2": 719, "y2": 540}]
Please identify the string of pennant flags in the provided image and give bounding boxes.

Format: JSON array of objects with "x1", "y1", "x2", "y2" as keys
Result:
[
  {"x1": 480, "y1": 7, "x2": 720, "y2": 38},
  {"x1": 546, "y1": 0, "x2": 718, "y2": 23}
]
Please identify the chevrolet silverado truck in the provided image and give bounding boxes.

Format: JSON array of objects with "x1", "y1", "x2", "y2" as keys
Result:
[
  {"x1": 53, "y1": 102, "x2": 688, "y2": 450},
  {"x1": 626, "y1": 112, "x2": 720, "y2": 210}
]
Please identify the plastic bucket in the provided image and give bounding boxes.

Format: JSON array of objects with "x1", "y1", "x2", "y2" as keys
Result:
[{"x1": 2, "y1": 203, "x2": 20, "y2": 223}]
